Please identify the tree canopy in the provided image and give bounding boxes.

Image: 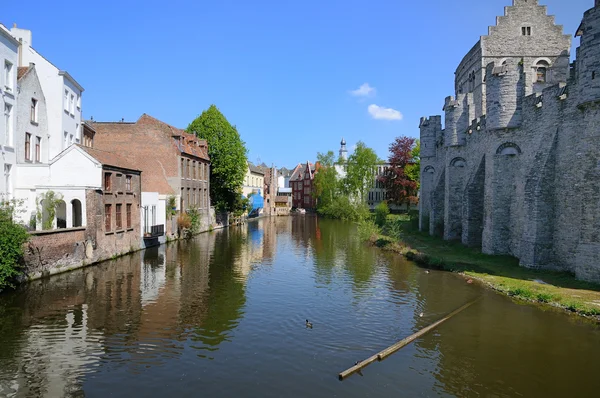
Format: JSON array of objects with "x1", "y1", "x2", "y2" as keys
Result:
[
  {"x1": 312, "y1": 151, "x2": 338, "y2": 210},
  {"x1": 342, "y1": 141, "x2": 379, "y2": 202},
  {"x1": 381, "y1": 136, "x2": 419, "y2": 207},
  {"x1": 187, "y1": 105, "x2": 248, "y2": 212}
]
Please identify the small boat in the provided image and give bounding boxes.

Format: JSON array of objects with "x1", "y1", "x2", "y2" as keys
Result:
[{"x1": 297, "y1": 208, "x2": 306, "y2": 215}]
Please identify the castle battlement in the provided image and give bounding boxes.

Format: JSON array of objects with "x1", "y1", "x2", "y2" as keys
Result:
[{"x1": 419, "y1": 1, "x2": 600, "y2": 282}]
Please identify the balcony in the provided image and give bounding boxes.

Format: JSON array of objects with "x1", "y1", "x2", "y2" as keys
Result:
[{"x1": 144, "y1": 224, "x2": 164, "y2": 238}]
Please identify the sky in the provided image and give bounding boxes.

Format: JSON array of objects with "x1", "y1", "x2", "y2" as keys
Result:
[{"x1": 3, "y1": 0, "x2": 590, "y2": 168}]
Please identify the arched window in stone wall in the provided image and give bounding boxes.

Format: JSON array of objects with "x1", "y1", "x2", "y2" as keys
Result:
[
  {"x1": 496, "y1": 142, "x2": 522, "y2": 156},
  {"x1": 534, "y1": 60, "x2": 550, "y2": 83},
  {"x1": 423, "y1": 166, "x2": 435, "y2": 173},
  {"x1": 450, "y1": 157, "x2": 466, "y2": 167},
  {"x1": 71, "y1": 199, "x2": 82, "y2": 228}
]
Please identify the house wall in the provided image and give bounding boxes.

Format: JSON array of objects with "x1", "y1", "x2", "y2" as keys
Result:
[
  {"x1": 0, "y1": 27, "x2": 19, "y2": 201},
  {"x1": 15, "y1": 67, "x2": 49, "y2": 164},
  {"x1": 10, "y1": 27, "x2": 83, "y2": 160}
]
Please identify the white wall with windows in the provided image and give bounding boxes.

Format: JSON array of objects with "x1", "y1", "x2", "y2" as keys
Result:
[
  {"x1": 0, "y1": 25, "x2": 19, "y2": 202},
  {"x1": 10, "y1": 26, "x2": 83, "y2": 161},
  {"x1": 141, "y1": 191, "x2": 167, "y2": 246}
]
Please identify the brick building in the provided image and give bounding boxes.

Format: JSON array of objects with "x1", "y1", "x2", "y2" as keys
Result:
[
  {"x1": 290, "y1": 162, "x2": 317, "y2": 210},
  {"x1": 91, "y1": 114, "x2": 211, "y2": 237}
]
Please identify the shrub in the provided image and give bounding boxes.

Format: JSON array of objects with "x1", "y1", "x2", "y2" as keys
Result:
[
  {"x1": 375, "y1": 201, "x2": 390, "y2": 227},
  {"x1": 0, "y1": 201, "x2": 30, "y2": 290},
  {"x1": 318, "y1": 196, "x2": 370, "y2": 222},
  {"x1": 166, "y1": 195, "x2": 177, "y2": 220},
  {"x1": 357, "y1": 219, "x2": 380, "y2": 242},
  {"x1": 177, "y1": 212, "x2": 191, "y2": 231},
  {"x1": 187, "y1": 209, "x2": 201, "y2": 234}
]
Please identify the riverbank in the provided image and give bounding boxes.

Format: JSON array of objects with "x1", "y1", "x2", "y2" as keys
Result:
[{"x1": 367, "y1": 215, "x2": 600, "y2": 321}]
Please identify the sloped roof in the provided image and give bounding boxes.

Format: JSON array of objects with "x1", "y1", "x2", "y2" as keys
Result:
[
  {"x1": 137, "y1": 114, "x2": 209, "y2": 160},
  {"x1": 77, "y1": 145, "x2": 141, "y2": 172},
  {"x1": 248, "y1": 162, "x2": 265, "y2": 175},
  {"x1": 17, "y1": 66, "x2": 30, "y2": 80}
]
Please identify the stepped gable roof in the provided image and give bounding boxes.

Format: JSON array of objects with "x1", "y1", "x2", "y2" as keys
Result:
[{"x1": 77, "y1": 145, "x2": 141, "y2": 172}]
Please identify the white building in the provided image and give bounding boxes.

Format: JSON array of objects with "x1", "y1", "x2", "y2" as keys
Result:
[
  {"x1": 0, "y1": 25, "x2": 19, "y2": 202},
  {"x1": 10, "y1": 24, "x2": 83, "y2": 159}
]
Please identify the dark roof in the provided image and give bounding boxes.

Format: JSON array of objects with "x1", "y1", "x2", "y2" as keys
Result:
[
  {"x1": 248, "y1": 162, "x2": 265, "y2": 175},
  {"x1": 78, "y1": 145, "x2": 141, "y2": 172}
]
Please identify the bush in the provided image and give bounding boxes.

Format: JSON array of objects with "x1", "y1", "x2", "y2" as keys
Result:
[
  {"x1": 0, "y1": 201, "x2": 30, "y2": 290},
  {"x1": 375, "y1": 201, "x2": 390, "y2": 227},
  {"x1": 187, "y1": 209, "x2": 201, "y2": 234},
  {"x1": 318, "y1": 196, "x2": 370, "y2": 222},
  {"x1": 177, "y1": 212, "x2": 191, "y2": 231},
  {"x1": 357, "y1": 219, "x2": 380, "y2": 242}
]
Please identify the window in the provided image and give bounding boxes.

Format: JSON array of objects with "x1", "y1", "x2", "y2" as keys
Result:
[
  {"x1": 69, "y1": 134, "x2": 74, "y2": 145},
  {"x1": 76, "y1": 94, "x2": 81, "y2": 109},
  {"x1": 35, "y1": 136, "x2": 41, "y2": 162},
  {"x1": 30, "y1": 99, "x2": 37, "y2": 123},
  {"x1": 181, "y1": 158, "x2": 185, "y2": 178},
  {"x1": 193, "y1": 161, "x2": 197, "y2": 179},
  {"x1": 4, "y1": 104, "x2": 12, "y2": 146},
  {"x1": 4, "y1": 60, "x2": 12, "y2": 91},
  {"x1": 535, "y1": 60, "x2": 550, "y2": 83},
  {"x1": 69, "y1": 94, "x2": 74, "y2": 115},
  {"x1": 116, "y1": 204, "x2": 122, "y2": 229},
  {"x1": 187, "y1": 159, "x2": 190, "y2": 179},
  {"x1": 63, "y1": 131, "x2": 68, "y2": 149},
  {"x1": 522, "y1": 26, "x2": 531, "y2": 36},
  {"x1": 104, "y1": 172, "x2": 112, "y2": 191},
  {"x1": 25, "y1": 133, "x2": 31, "y2": 161},
  {"x1": 105, "y1": 204, "x2": 112, "y2": 231},
  {"x1": 126, "y1": 204, "x2": 132, "y2": 228},
  {"x1": 64, "y1": 90, "x2": 69, "y2": 112},
  {"x1": 126, "y1": 175, "x2": 132, "y2": 192}
]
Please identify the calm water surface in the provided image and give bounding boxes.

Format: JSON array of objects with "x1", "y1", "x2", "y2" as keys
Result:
[{"x1": 1, "y1": 217, "x2": 600, "y2": 397}]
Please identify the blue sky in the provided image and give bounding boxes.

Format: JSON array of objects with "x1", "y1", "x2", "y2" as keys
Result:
[{"x1": 3, "y1": 0, "x2": 589, "y2": 167}]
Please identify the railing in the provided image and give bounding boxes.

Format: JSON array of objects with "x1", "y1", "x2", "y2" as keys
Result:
[{"x1": 144, "y1": 224, "x2": 164, "y2": 238}]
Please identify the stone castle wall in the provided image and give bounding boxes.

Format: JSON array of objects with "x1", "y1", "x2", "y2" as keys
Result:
[{"x1": 419, "y1": 1, "x2": 600, "y2": 282}]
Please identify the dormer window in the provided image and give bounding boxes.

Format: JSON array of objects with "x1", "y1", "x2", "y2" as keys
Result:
[{"x1": 522, "y1": 26, "x2": 531, "y2": 36}]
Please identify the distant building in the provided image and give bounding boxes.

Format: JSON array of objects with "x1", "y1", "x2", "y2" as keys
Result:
[
  {"x1": 290, "y1": 162, "x2": 317, "y2": 210},
  {"x1": 243, "y1": 162, "x2": 265, "y2": 198},
  {"x1": 278, "y1": 167, "x2": 292, "y2": 188}
]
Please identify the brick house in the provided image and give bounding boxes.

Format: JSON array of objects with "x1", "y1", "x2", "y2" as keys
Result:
[
  {"x1": 261, "y1": 166, "x2": 278, "y2": 216},
  {"x1": 290, "y1": 162, "x2": 317, "y2": 210},
  {"x1": 91, "y1": 114, "x2": 211, "y2": 237}
]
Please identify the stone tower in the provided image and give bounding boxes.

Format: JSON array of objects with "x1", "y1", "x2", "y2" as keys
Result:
[
  {"x1": 339, "y1": 138, "x2": 348, "y2": 161},
  {"x1": 576, "y1": 0, "x2": 600, "y2": 106}
]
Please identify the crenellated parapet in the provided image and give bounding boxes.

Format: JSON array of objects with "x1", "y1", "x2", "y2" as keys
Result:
[
  {"x1": 443, "y1": 94, "x2": 471, "y2": 147},
  {"x1": 419, "y1": 115, "x2": 443, "y2": 158}
]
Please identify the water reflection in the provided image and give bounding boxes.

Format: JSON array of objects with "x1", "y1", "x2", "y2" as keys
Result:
[{"x1": 0, "y1": 218, "x2": 599, "y2": 397}]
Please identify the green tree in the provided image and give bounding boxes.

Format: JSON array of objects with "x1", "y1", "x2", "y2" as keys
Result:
[
  {"x1": 187, "y1": 105, "x2": 248, "y2": 212},
  {"x1": 404, "y1": 139, "x2": 420, "y2": 189},
  {"x1": 342, "y1": 141, "x2": 379, "y2": 202},
  {"x1": 0, "y1": 200, "x2": 29, "y2": 290},
  {"x1": 312, "y1": 151, "x2": 338, "y2": 210}
]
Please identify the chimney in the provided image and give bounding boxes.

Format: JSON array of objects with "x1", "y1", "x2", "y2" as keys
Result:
[{"x1": 13, "y1": 23, "x2": 16, "y2": 28}]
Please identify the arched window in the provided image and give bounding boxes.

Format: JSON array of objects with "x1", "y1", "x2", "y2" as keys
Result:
[
  {"x1": 535, "y1": 60, "x2": 550, "y2": 83},
  {"x1": 496, "y1": 142, "x2": 522, "y2": 156},
  {"x1": 56, "y1": 200, "x2": 67, "y2": 229},
  {"x1": 71, "y1": 199, "x2": 82, "y2": 227},
  {"x1": 423, "y1": 166, "x2": 435, "y2": 174},
  {"x1": 450, "y1": 157, "x2": 466, "y2": 168}
]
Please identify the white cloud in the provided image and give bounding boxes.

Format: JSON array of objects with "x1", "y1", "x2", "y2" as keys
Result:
[
  {"x1": 350, "y1": 83, "x2": 376, "y2": 97},
  {"x1": 368, "y1": 104, "x2": 403, "y2": 121}
]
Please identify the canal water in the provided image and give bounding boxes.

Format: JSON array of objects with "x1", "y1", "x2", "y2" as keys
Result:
[{"x1": 1, "y1": 217, "x2": 600, "y2": 397}]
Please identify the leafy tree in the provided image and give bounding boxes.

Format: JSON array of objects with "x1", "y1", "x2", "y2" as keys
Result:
[
  {"x1": 404, "y1": 139, "x2": 420, "y2": 189},
  {"x1": 374, "y1": 201, "x2": 390, "y2": 227},
  {"x1": 312, "y1": 151, "x2": 338, "y2": 210},
  {"x1": 0, "y1": 200, "x2": 29, "y2": 290},
  {"x1": 342, "y1": 141, "x2": 379, "y2": 202},
  {"x1": 187, "y1": 105, "x2": 248, "y2": 212},
  {"x1": 381, "y1": 136, "x2": 419, "y2": 208}
]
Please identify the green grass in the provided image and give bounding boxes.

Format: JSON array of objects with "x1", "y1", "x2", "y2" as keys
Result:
[{"x1": 374, "y1": 214, "x2": 600, "y2": 320}]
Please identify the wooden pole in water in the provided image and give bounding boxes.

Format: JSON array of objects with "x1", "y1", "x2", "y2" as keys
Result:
[{"x1": 338, "y1": 298, "x2": 480, "y2": 381}]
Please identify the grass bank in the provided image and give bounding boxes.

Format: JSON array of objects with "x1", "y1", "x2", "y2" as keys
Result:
[{"x1": 364, "y1": 214, "x2": 600, "y2": 320}]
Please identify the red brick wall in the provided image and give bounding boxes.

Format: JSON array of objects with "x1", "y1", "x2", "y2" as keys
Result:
[{"x1": 24, "y1": 228, "x2": 87, "y2": 276}]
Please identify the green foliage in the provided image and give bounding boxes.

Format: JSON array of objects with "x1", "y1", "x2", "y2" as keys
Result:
[
  {"x1": 186, "y1": 105, "x2": 248, "y2": 213},
  {"x1": 166, "y1": 195, "x2": 177, "y2": 220},
  {"x1": 318, "y1": 196, "x2": 370, "y2": 222},
  {"x1": 0, "y1": 201, "x2": 30, "y2": 290},
  {"x1": 232, "y1": 194, "x2": 250, "y2": 217},
  {"x1": 382, "y1": 136, "x2": 419, "y2": 207},
  {"x1": 342, "y1": 141, "x2": 378, "y2": 202},
  {"x1": 313, "y1": 151, "x2": 338, "y2": 210},
  {"x1": 35, "y1": 190, "x2": 63, "y2": 230},
  {"x1": 188, "y1": 208, "x2": 201, "y2": 235},
  {"x1": 357, "y1": 219, "x2": 380, "y2": 242},
  {"x1": 404, "y1": 139, "x2": 420, "y2": 189},
  {"x1": 374, "y1": 201, "x2": 390, "y2": 227}
]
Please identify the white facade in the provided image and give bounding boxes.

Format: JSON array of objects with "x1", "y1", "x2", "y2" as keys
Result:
[
  {"x1": 10, "y1": 25, "x2": 83, "y2": 160},
  {"x1": 13, "y1": 145, "x2": 101, "y2": 229},
  {"x1": 141, "y1": 192, "x2": 167, "y2": 246},
  {"x1": 0, "y1": 25, "x2": 19, "y2": 202}
]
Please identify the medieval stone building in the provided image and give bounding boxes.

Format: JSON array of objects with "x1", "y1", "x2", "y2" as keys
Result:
[{"x1": 419, "y1": 0, "x2": 600, "y2": 281}]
